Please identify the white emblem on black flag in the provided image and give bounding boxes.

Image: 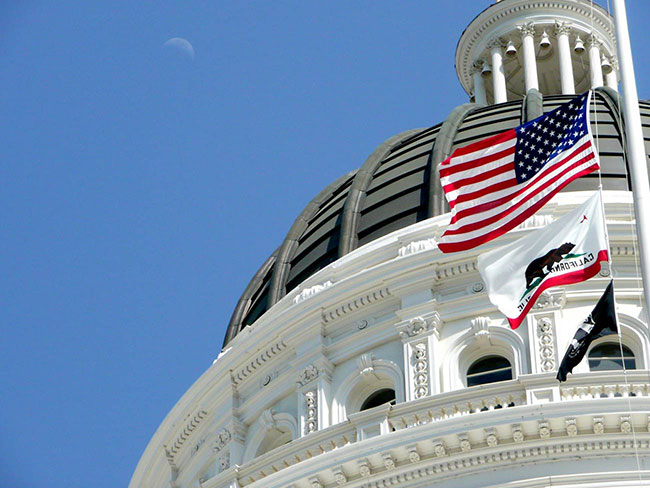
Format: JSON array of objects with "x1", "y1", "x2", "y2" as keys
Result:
[{"x1": 557, "y1": 280, "x2": 617, "y2": 382}]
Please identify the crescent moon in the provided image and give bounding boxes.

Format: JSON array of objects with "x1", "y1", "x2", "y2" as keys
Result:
[{"x1": 163, "y1": 37, "x2": 195, "y2": 60}]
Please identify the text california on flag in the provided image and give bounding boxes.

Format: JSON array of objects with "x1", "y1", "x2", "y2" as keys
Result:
[
  {"x1": 437, "y1": 92, "x2": 600, "y2": 253},
  {"x1": 477, "y1": 192, "x2": 608, "y2": 329}
]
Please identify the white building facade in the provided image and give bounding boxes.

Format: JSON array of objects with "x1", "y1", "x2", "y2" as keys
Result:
[{"x1": 131, "y1": 1, "x2": 650, "y2": 487}]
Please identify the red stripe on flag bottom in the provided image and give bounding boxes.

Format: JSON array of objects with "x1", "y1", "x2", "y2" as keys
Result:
[
  {"x1": 507, "y1": 250, "x2": 609, "y2": 329},
  {"x1": 439, "y1": 146, "x2": 515, "y2": 179},
  {"x1": 446, "y1": 153, "x2": 596, "y2": 230},
  {"x1": 436, "y1": 164, "x2": 599, "y2": 252},
  {"x1": 442, "y1": 129, "x2": 517, "y2": 159}
]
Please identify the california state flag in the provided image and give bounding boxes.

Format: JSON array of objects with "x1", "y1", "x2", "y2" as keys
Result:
[{"x1": 477, "y1": 192, "x2": 608, "y2": 329}]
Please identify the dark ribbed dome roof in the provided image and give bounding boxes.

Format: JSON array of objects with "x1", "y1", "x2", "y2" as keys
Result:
[{"x1": 223, "y1": 88, "x2": 649, "y2": 347}]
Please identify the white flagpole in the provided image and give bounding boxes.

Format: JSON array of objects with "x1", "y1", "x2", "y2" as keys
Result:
[{"x1": 611, "y1": 0, "x2": 650, "y2": 317}]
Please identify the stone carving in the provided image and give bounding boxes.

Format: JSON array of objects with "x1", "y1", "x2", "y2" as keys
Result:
[
  {"x1": 566, "y1": 418, "x2": 578, "y2": 436},
  {"x1": 587, "y1": 33, "x2": 603, "y2": 49},
  {"x1": 517, "y1": 22, "x2": 536, "y2": 38},
  {"x1": 399, "y1": 314, "x2": 442, "y2": 340},
  {"x1": 297, "y1": 364, "x2": 319, "y2": 388},
  {"x1": 333, "y1": 467, "x2": 347, "y2": 486},
  {"x1": 383, "y1": 453, "x2": 396, "y2": 470},
  {"x1": 512, "y1": 424, "x2": 524, "y2": 443},
  {"x1": 471, "y1": 281, "x2": 484, "y2": 293},
  {"x1": 358, "y1": 459, "x2": 371, "y2": 477},
  {"x1": 407, "y1": 445, "x2": 421, "y2": 463},
  {"x1": 398, "y1": 238, "x2": 437, "y2": 257},
  {"x1": 471, "y1": 316, "x2": 490, "y2": 344},
  {"x1": 433, "y1": 441, "x2": 447, "y2": 457},
  {"x1": 539, "y1": 420, "x2": 551, "y2": 439},
  {"x1": 534, "y1": 289, "x2": 566, "y2": 309},
  {"x1": 593, "y1": 417, "x2": 605, "y2": 434},
  {"x1": 169, "y1": 409, "x2": 208, "y2": 456},
  {"x1": 620, "y1": 416, "x2": 632, "y2": 434},
  {"x1": 293, "y1": 281, "x2": 333, "y2": 304},
  {"x1": 305, "y1": 390, "x2": 318, "y2": 434},
  {"x1": 487, "y1": 36, "x2": 506, "y2": 50},
  {"x1": 218, "y1": 452, "x2": 230, "y2": 472},
  {"x1": 191, "y1": 438, "x2": 205, "y2": 457},
  {"x1": 357, "y1": 353, "x2": 375, "y2": 376},
  {"x1": 412, "y1": 342, "x2": 429, "y2": 399},
  {"x1": 485, "y1": 428, "x2": 498, "y2": 447},
  {"x1": 536, "y1": 317, "x2": 556, "y2": 372},
  {"x1": 323, "y1": 287, "x2": 391, "y2": 323},
  {"x1": 554, "y1": 20, "x2": 571, "y2": 36},
  {"x1": 458, "y1": 434, "x2": 472, "y2": 452},
  {"x1": 213, "y1": 428, "x2": 232, "y2": 452},
  {"x1": 309, "y1": 476, "x2": 323, "y2": 488},
  {"x1": 356, "y1": 319, "x2": 369, "y2": 330}
]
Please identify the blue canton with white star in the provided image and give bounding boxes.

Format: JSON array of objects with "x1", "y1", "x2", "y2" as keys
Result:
[{"x1": 514, "y1": 93, "x2": 590, "y2": 184}]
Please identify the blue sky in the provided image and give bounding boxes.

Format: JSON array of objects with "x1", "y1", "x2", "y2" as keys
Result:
[{"x1": 2, "y1": 1, "x2": 649, "y2": 487}]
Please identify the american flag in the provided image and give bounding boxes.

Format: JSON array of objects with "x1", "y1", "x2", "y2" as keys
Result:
[{"x1": 438, "y1": 92, "x2": 599, "y2": 253}]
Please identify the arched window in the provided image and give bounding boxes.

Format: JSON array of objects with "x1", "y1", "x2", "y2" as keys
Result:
[
  {"x1": 466, "y1": 356, "x2": 513, "y2": 387},
  {"x1": 588, "y1": 343, "x2": 636, "y2": 371},
  {"x1": 360, "y1": 388, "x2": 396, "y2": 411}
]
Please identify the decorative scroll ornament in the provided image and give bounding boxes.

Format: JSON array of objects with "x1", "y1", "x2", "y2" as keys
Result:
[
  {"x1": 471, "y1": 316, "x2": 490, "y2": 344},
  {"x1": 383, "y1": 453, "x2": 396, "y2": 470},
  {"x1": 398, "y1": 238, "x2": 437, "y2": 257},
  {"x1": 297, "y1": 364, "x2": 319, "y2": 388},
  {"x1": 539, "y1": 420, "x2": 551, "y2": 439},
  {"x1": 333, "y1": 467, "x2": 347, "y2": 486},
  {"x1": 517, "y1": 22, "x2": 536, "y2": 39},
  {"x1": 534, "y1": 289, "x2": 566, "y2": 310},
  {"x1": 593, "y1": 417, "x2": 605, "y2": 434},
  {"x1": 485, "y1": 428, "x2": 498, "y2": 447},
  {"x1": 213, "y1": 428, "x2": 232, "y2": 452},
  {"x1": 433, "y1": 441, "x2": 447, "y2": 457},
  {"x1": 412, "y1": 342, "x2": 429, "y2": 399},
  {"x1": 357, "y1": 353, "x2": 375, "y2": 376},
  {"x1": 358, "y1": 459, "x2": 371, "y2": 477},
  {"x1": 566, "y1": 418, "x2": 578, "y2": 436},
  {"x1": 305, "y1": 390, "x2": 318, "y2": 434},
  {"x1": 536, "y1": 317, "x2": 556, "y2": 372},
  {"x1": 458, "y1": 434, "x2": 472, "y2": 452},
  {"x1": 512, "y1": 424, "x2": 524, "y2": 443},
  {"x1": 309, "y1": 476, "x2": 323, "y2": 488},
  {"x1": 620, "y1": 416, "x2": 632, "y2": 434},
  {"x1": 293, "y1": 281, "x2": 333, "y2": 304},
  {"x1": 399, "y1": 313, "x2": 442, "y2": 340},
  {"x1": 408, "y1": 445, "x2": 421, "y2": 463},
  {"x1": 554, "y1": 20, "x2": 572, "y2": 37}
]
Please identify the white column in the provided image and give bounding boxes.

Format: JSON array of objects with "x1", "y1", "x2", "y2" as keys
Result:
[
  {"x1": 588, "y1": 35, "x2": 604, "y2": 88},
  {"x1": 489, "y1": 40, "x2": 507, "y2": 104},
  {"x1": 518, "y1": 23, "x2": 539, "y2": 92},
  {"x1": 472, "y1": 66, "x2": 487, "y2": 105},
  {"x1": 606, "y1": 60, "x2": 619, "y2": 91},
  {"x1": 612, "y1": 0, "x2": 650, "y2": 319},
  {"x1": 555, "y1": 22, "x2": 575, "y2": 94}
]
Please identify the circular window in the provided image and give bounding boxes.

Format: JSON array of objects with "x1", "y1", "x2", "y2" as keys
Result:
[
  {"x1": 588, "y1": 343, "x2": 636, "y2": 371},
  {"x1": 360, "y1": 388, "x2": 396, "y2": 411},
  {"x1": 466, "y1": 356, "x2": 513, "y2": 387}
]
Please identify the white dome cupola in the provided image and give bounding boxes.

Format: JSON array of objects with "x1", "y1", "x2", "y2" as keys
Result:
[{"x1": 456, "y1": 0, "x2": 619, "y2": 104}]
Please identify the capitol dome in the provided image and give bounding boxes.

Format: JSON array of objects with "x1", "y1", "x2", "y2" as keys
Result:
[{"x1": 132, "y1": 1, "x2": 650, "y2": 487}]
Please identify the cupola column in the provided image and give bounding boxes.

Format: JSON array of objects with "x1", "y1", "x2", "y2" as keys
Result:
[
  {"x1": 489, "y1": 40, "x2": 508, "y2": 104},
  {"x1": 555, "y1": 22, "x2": 576, "y2": 94},
  {"x1": 471, "y1": 64, "x2": 487, "y2": 105},
  {"x1": 605, "y1": 59, "x2": 619, "y2": 92},
  {"x1": 517, "y1": 23, "x2": 539, "y2": 93},
  {"x1": 588, "y1": 35, "x2": 605, "y2": 88}
]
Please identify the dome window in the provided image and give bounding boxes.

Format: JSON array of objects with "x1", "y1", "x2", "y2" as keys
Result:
[
  {"x1": 360, "y1": 388, "x2": 396, "y2": 411},
  {"x1": 466, "y1": 356, "x2": 513, "y2": 387},
  {"x1": 588, "y1": 343, "x2": 636, "y2": 371}
]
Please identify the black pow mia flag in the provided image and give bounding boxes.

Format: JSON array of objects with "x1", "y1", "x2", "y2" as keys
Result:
[{"x1": 557, "y1": 281, "x2": 617, "y2": 382}]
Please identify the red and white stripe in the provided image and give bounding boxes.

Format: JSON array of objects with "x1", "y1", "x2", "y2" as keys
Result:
[{"x1": 437, "y1": 130, "x2": 599, "y2": 253}]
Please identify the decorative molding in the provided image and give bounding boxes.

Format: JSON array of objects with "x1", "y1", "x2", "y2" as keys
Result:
[
  {"x1": 433, "y1": 441, "x2": 447, "y2": 457},
  {"x1": 309, "y1": 476, "x2": 322, "y2": 488},
  {"x1": 191, "y1": 437, "x2": 205, "y2": 457},
  {"x1": 293, "y1": 281, "x2": 333, "y2": 304},
  {"x1": 322, "y1": 287, "x2": 391, "y2": 323},
  {"x1": 357, "y1": 353, "x2": 375, "y2": 376},
  {"x1": 620, "y1": 416, "x2": 632, "y2": 434},
  {"x1": 398, "y1": 314, "x2": 442, "y2": 340},
  {"x1": 512, "y1": 424, "x2": 524, "y2": 443},
  {"x1": 487, "y1": 37, "x2": 505, "y2": 50},
  {"x1": 593, "y1": 416, "x2": 605, "y2": 434},
  {"x1": 538, "y1": 420, "x2": 551, "y2": 439},
  {"x1": 397, "y1": 238, "x2": 437, "y2": 257},
  {"x1": 213, "y1": 428, "x2": 232, "y2": 453},
  {"x1": 167, "y1": 409, "x2": 208, "y2": 457},
  {"x1": 435, "y1": 260, "x2": 478, "y2": 280},
  {"x1": 566, "y1": 418, "x2": 578, "y2": 437},
  {"x1": 485, "y1": 427, "x2": 498, "y2": 447},
  {"x1": 332, "y1": 467, "x2": 347, "y2": 486},
  {"x1": 232, "y1": 340, "x2": 288, "y2": 386},
  {"x1": 358, "y1": 459, "x2": 371, "y2": 477},
  {"x1": 305, "y1": 390, "x2": 318, "y2": 435},
  {"x1": 383, "y1": 452, "x2": 396, "y2": 470},
  {"x1": 296, "y1": 364, "x2": 319, "y2": 388},
  {"x1": 218, "y1": 452, "x2": 230, "y2": 472},
  {"x1": 554, "y1": 20, "x2": 571, "y2": 37},
  {"x1": 587, "y1": 33, "x2": 603, "y2": 49},
  {"x1": 533, "y1": 289, "x2": 566, "y2": 310},
  {"x1": 471, "y1": 316, "x2": 490, "y2": 344},
  {"x1": 412, "y1": 342, "x2": 429, "y2": 399},
  {"x1": 536, "y1": 316, "x2": 556, "y2": 372},
  {"x1": 471, "y1": 282, "x2": 484, "y2": 294},
  {"x1": 517, "y1": 22, "x2": 536, "y2": 39},
  {"x1": 407, "y1": 445, "x2": 421, "y2": 463},
  {"x1": 458, "y1": 433, "x2": 472, "y2": 452}
]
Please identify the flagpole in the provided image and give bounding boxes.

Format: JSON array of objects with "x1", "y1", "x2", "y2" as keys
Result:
[{"x1": 611, "y1": 0, "x2": 650, "y2": 318}]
